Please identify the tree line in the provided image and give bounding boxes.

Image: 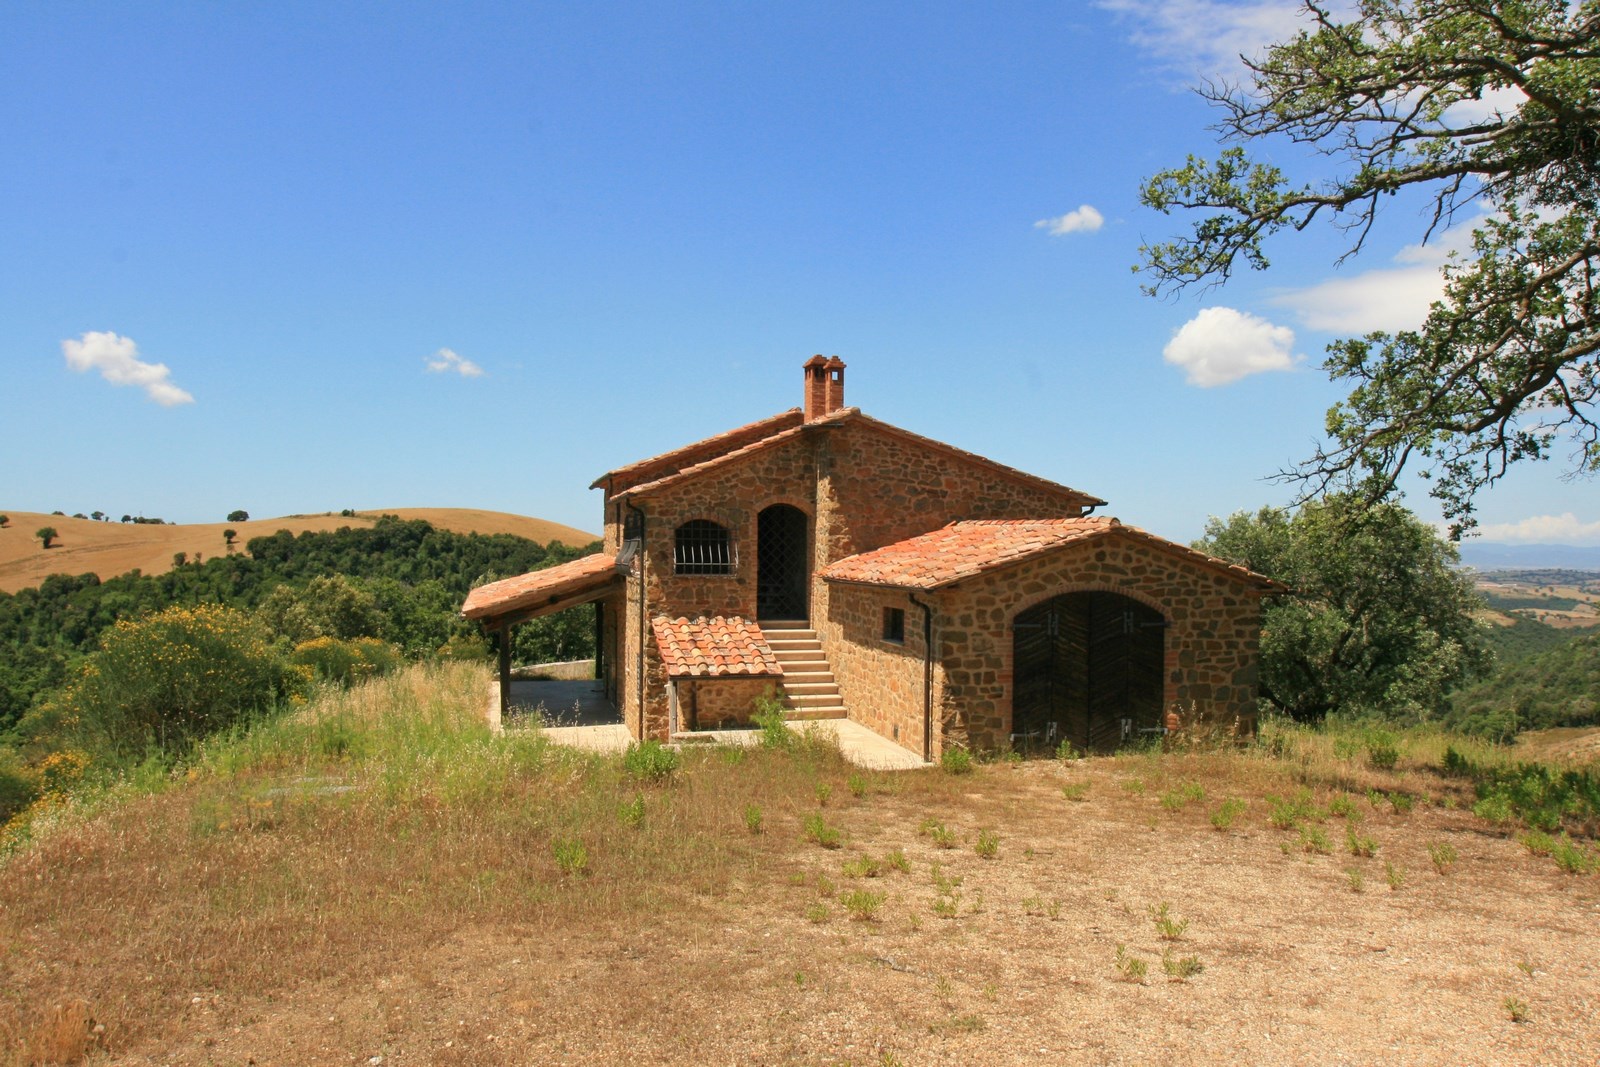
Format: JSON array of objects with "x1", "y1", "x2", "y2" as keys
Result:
[{"x1": 0, "y1": 516, "x2": 598, "y2": 734}]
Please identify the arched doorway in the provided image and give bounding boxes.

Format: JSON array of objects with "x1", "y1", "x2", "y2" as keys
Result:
[
  {"x1": 757, "y1": 504, "x2": 809, "y2": 620},
  {"x1": 1012, "y1": 592, "x2": 1165, "y2": 753}
]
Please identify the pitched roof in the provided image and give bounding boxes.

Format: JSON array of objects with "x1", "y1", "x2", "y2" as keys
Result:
[
  {"x1": 591, "y1": 409, "x2": 805, "y2": 493},
  {"x1": 606, "y1": 406, "x2": 1104, "y2": 508},
  {"x1": 461, "y1": 552, "x2": 625, "y2": 621},
  {"x1": 819, "y1": 518, "x2": 1284, "y2": 592},
  {"x1": 651, "y1": 615, "x2": 783, "y2": 678}
]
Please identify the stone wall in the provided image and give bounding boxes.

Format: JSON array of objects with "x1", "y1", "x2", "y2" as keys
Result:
[
  {"x1": 675, "y1": 677, "x2": 775, "y2": 730},
  {"x1": 933, "y1": 533, "x2": 1264, "y2": 751},
  {"x1": 817, "y1": 421, "x2": 1086, "y2": 563},
  {"x1": 818, "y1": 583, "x2": 931, "y2": 758}
]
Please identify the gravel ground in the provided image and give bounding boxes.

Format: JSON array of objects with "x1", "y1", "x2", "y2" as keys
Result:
[{"x1": 111, "y1": 759, "x2": 1600, "y2": 1067}]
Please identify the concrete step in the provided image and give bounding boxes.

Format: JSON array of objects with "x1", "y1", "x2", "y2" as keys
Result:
[
  {"x1": 787, "y1": 693, "x2": 844, "y2": 709},
  {"x1": 780, "y1": 680, "x2": 839, "y2": 694},
  {"x1": 758, "y1": 619, "x2": 813, "y2": 631},
  {"x1": 782, "y1": 706, "x2": 847, "y2": 721}
]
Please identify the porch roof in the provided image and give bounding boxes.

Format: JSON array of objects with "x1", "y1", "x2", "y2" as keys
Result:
[
  {"x1": 819, "y1": 517, "x2": 1285, "y2": 593},
  {"x1": 652, "y1": 615, "x2": 783, "y2": 678},
  {"x1": 461, "y1": 552, "x2": 626, "y2": 625}
]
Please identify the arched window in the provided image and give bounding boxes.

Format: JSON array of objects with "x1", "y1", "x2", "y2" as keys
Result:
[{"x1": 674, "y1": 520, "x2": 733, "y2": 575}]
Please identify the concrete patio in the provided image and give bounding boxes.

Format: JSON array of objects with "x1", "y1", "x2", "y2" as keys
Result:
[{"x1": 485, "y1": 680, "x2": 929, "y2": 770}]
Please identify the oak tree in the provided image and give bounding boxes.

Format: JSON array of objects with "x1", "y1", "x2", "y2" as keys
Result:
[{"x1": 1141, "y1": 0, "x2": 1600, "y2": 534}]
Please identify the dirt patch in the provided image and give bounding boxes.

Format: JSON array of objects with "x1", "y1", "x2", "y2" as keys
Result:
[{"x1": 18, "y1": 758, "x2": 1592, "y2": 1067}]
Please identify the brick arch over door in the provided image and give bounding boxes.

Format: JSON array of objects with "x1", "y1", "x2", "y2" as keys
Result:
[{"x1": 1010, "y1": 591, "x2": 1166, "y2": 753}]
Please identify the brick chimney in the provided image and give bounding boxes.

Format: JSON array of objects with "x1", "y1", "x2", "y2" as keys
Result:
[{"x1": 803, "y1": 355, "x2": 846, "y2": 422}]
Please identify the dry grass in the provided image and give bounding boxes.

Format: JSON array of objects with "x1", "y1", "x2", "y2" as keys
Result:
[
  {"x1": 3, "y1": 673, "x2": 1599, "y2": 1065},
  {"x1": 0, "y1": 508, "x2": 597, "y2": 593}
]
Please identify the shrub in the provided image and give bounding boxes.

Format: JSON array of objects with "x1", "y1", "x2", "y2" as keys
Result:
[
  {"x1": 552, "y1": 837, "x2": 588, "y2": 876},
  {"x1": 1364, "y1": 730, "x2": 1400, "y2": 770},
  {"x1": 841, "y1": 889, "x2": 886, "y2": 921},
  {"x1": 0, "y1": 747, "x2": 41, "y2": 826},
  {"x1": 34, "y1": 604, "x2": 299, "y2": 765},
  {"x1": 941, "y1": 747, "x2": 974, "y2": 775},
  {"x1": 742, "y1": 803, "x2": 763, "y2": 834},
  {"x1": 290, "y1": 636, "x2": 402, "y2": 687},
  {"x1": 622, "y1": 740, "x2": 680, "y2": 782},
  {"x1": 1209, "y1": 797, "x2": 1246, "y2": 831},
  {"x1": 974, "y1": 829, "x2": 999, "y2": 859},
  {"x1": 802, "y1": 812, "x2": 842, "y2": 849},
  {"x1": 752, "y1": 690, "x2": 792, "y2": 750}
]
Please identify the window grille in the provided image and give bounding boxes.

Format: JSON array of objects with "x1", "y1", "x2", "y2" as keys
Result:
[{"x1": 675, "y1": 520, "x2": 733, "y2": 575}]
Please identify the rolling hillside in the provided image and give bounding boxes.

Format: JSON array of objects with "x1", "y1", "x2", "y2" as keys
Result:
[{"x1": 0, "y1": 509, "x2": 598, "y2": 594}]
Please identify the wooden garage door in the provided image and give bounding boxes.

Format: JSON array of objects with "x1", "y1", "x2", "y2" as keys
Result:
[{"x1": 1012, "y1": 592, "x2": 1165, "y2": 753}]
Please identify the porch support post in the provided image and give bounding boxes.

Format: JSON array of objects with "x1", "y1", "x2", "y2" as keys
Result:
[{"x1": 498, "y1": 620, "x2": 512, "y2": 722}]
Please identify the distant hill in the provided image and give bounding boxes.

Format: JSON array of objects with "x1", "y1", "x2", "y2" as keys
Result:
[
  {"x1": 1459, "y1": 542, "x2": 1600, "y2": 570},
  {"x1": 0, "y1": 509, "x2": 598, "y2": 594}
]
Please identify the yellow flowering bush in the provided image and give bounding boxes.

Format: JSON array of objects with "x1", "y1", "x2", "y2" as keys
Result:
[
  {"x1": 290, "y1": 636, "x2": 402, "y2": 687},
  {"x1": 43, "y1": 604, "x2": 303, "y2": 764}
]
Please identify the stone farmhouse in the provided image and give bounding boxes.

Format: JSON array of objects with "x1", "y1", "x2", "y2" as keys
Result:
[{"x1": 463, "y1": 357, "x2": 1282, "y2": 760}]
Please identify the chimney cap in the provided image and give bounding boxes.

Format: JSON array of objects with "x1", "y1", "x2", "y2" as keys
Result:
[
  {"x1": 825, "y1": 356, "x2": 845, "y2": 371},
  {"x1": 804, "y1": 354, "x2": 828, "y2": 369}
]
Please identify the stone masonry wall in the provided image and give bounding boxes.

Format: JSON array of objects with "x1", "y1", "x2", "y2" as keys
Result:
[
  {"x1": 820, "y1": 583, "x2": 930, "y2": 757},
  {"x1": 678, "y1": 677, "x2": 775, "y2": 730},
  {"x1": 934, "y1": 534, "x2": 1264, "y2": 752},
  {"x1": 816, "y1": 421, "x2": 1085, "y2": 565},
  {"x1": 622, "y1": 433, "x2": 818, "y2": 737}
]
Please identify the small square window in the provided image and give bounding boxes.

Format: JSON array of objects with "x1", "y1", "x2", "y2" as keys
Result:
[{"x1": 882, "y1": 606, "x2": 905, "y2": 644}]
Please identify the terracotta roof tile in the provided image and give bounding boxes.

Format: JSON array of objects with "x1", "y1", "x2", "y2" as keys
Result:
[
  {"x1": 819, "y1": 518, "x2": 1284, "y2": 592},
  {"x1": 461, "y1": 553, "x2": 624, "y2": 621},
  {"x1": 651, "y1": 615, "x2": 784, "y2": 678},
  {"x1": 591, "y1": 409, "x2": 804, "y2": 492}
]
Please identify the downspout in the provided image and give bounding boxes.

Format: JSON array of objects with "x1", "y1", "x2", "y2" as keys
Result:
[
  {"x1": 625, "y1": 498, "x2": 648, "y2": 742},
  {"x1": 1081, "y1": 502, "x2": 1099, "y2": 517},
  {"x1": 909, "y1": 592, "x2": 934, "y2": 763}
]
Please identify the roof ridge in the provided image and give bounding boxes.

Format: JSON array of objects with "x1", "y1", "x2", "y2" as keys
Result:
[{"x1": 591, "y1": 408, "x2": 803, "y2": 492}]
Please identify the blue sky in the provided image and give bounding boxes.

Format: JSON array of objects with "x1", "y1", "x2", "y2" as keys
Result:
[{"x1": 4, "y1": 1, "x2": 1595, "y2": 546}]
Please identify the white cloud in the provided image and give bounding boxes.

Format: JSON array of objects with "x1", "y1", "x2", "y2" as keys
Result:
[
  {"x1": 1474, "y1": 513, "x2": 1600, "y2": 546},
  {"x1": 425, "y1": 348, "x2": 485, "y2": 378},
  {"x1": 1269, "y1": 217, "x2": 1481, "y2": 334},
  {"x1": 1034, "y1": 205, "x2": 1105, "y2": 236},
  {"x1": 61, "y1": 331, "x2": 194, "y2": 406},
  {"x1": 1163, "y1": 306, "x2": 1298, "y2": 386},
  {"x1": 1097, "y1": 0, "x2": 1334, "y2": 81}
]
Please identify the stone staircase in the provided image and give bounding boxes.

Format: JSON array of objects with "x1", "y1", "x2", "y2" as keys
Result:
[{"x1": 761, "y1": 620, "x2": 846, "y2": 721}]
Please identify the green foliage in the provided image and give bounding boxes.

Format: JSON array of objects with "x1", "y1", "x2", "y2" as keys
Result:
[
  {"x1": 802, "y1": 812, "x2": 842, "y2": 849},
  {"x1": 23, "y1": 604, "x2": 300, "y2": 765},
  {"x1": 840, "y1": 888, "x2": 885, "y2": 921},
  {"x1": 621, "y1": 740, "x2": 680, "y2": 782},
  {"x1": 289, "y1": 636, "x2": 402, "y2": 687},
  {"x1": 1114, "y1": 945, "x2": 1147, "y2": 983},
  {"x1": 974, "y1": 829, "x2": 998, "y2": 859},
  {"x1": 940, "y1": 746, "x2": 974, "y2": 775},
  {"x1": 0, "y1": 516, "x2": 594, "y2": 732},
  {"x1": 1472, "y1": 762, "x2": 1600, "y2": 834},
  {"x1": 1209, "y1": 797, "x2": 1245, "y2": 831},
  {"x1": 1445, "y1": 632, "x2": 1600, "y2": 740},
  {"x1": 227, "y1": 510, "x2": 249, "y2": 523},
  {"x1": 552, "y1": 837, "x2": 589, "y2": 876},
  {"x1": 0, "y1": 746, "x2": 41, "y2": 825},
  {"x1": 35, "y1": 527, "x2": 57, "y2": 549},
  {"x1": 1428, "y1": 841, "x2": 1459, "y2": 875},
  {"x1": 1196, "y1": 497, "x2": 1491, "y2": 723},
  {"x1": 742, "y1": 803, "x2": 763, "y2": 834},
  {"x1": 751, "y1": 690, "x2": 792, "y2": 749},
  {"x1": 1140, "y1": 1, "x2": 1600, "y2": 533},
  {"x1": 1481, "y1": 616, "x2": 1583, "y2": 667}
]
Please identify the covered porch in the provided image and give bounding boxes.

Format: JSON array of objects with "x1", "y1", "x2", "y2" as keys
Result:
[{"x1": 461, "y1": 552, "x2": 628, "y2": 726}]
